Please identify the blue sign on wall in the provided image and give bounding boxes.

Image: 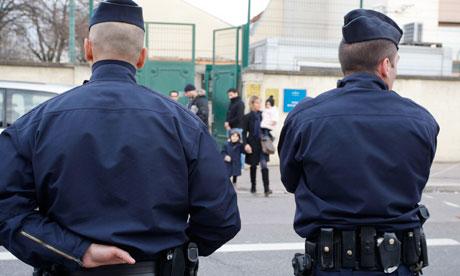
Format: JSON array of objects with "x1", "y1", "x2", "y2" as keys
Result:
[{"x1": 283, "y1": 89, "x2": 307, "y2": 112}]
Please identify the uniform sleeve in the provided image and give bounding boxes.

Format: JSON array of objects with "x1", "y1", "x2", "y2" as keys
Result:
[
  {"x1": 278, "y1": 120, "x2": 303, "y2": 193},
  {"x1": 187, "y1": 127, "x2": 241, "y2": 256},
  {"x1": 0, "y1": 127, "x2": 91, "y2": 271}
]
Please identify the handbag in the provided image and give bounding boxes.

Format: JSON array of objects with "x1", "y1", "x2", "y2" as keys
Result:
[{"x1": 261, "y1": 136, "x2": 276, "y2": 155}]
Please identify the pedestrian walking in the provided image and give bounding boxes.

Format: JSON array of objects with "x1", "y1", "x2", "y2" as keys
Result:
[
  {"x1": 184, "y1": 84, "x2": 209, "y2": 127},
  {"x1": 242, "y1": 96, "x2": 273, "y2": 197},
  {"x1": 222, "y1": 130, "x2": 245, "y2": 185},
  {"x1": 225, "y1": 88, "x2": 245, "y2": 134}
]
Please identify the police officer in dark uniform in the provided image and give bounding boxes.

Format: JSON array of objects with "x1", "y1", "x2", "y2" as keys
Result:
[
  {"x1": 0, "y1": 1, "x2": 240, "y2": 275},
  {"x1": 279, "y1": 9, "x2": 439, "y2": 276}
]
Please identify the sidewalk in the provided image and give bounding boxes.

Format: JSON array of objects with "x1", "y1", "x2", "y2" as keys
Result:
[{"x1": 234, "y1": 163, "x2": 460, "y2": 194}]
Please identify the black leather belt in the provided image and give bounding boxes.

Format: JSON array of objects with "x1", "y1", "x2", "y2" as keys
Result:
[
  {"x1": 69, "y1": 261, "x2": 157, "y2": 276},
  {"x1": 306, "y1": 227, "x2": 428, "y2": 273}
]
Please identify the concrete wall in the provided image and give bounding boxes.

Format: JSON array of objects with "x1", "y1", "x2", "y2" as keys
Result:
[
  {"x1": 0, "y1": 64, "x2": 91, "y2": 86},
  {"x1": 242, "y1": 70, "x2": 460, "y2": 164}
]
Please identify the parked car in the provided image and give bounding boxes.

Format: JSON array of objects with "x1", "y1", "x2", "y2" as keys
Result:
[{"x1": 0, "y1": 81, "x2": 74, "y2": 132}]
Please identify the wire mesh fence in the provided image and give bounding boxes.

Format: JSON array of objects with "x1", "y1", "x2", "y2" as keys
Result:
[
  {"x1": 145, "y1": 22, "x2": 195, "y2": 62},
  {"x1": 248, "y1": 0, "x2": 460, "y2": 77},
  {"x1": 213, "y1": 27, "x2": 243, "y2": 65}
]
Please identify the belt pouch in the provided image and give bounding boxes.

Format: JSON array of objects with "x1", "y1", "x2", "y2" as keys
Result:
[
  {"x1": 341, "y1": 231, "x2": 356, "y2": 269},
  {"x1": 319, "y1": 228, "x2": 334, "y2": 269},
  {"x1": 360, "y1": 227, "x2": 376, "y2": 268}
]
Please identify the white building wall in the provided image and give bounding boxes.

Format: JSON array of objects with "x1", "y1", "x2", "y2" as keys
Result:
[
  {"x1": 242, "y1": 71, "x2": 460, "y2": 164},
  {"x1": 136, "y1": 0, "x2": 231, "y2": 59}
]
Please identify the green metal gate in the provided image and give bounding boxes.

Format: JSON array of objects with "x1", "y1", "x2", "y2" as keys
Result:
[
  {"x1": 137, "y1": 22, "x2": 195, "y2": 105},
  {"x1": 206, "y1": 26, "x2": 243, "y2": 144}
]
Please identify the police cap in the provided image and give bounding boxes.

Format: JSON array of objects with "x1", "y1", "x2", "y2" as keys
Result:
[
  {"x1": 342, "y1": 9, "x2": 403, "y2": 48},
  {"x1": 89, "y1": 0, "x2": 144, "y2": 31}
]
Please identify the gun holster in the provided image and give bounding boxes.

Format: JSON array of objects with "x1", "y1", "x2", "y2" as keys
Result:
[
  {"x1": 159, "y1": 242, "x2": 199, "y2": 276},
  {"x1": 185, "y1": 242, "x2": 199, "y2": 276},
  {"x1": 292, "y1": 241, "x2": 315, "y2": 276},
  {"x1": 292, "y1": 253, "x2": 312, "y2": 276}
]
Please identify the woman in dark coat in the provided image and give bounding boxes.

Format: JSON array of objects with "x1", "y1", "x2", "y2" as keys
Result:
[{"x1": 242, "y1": 96, "x2": 272, "y2": 196}]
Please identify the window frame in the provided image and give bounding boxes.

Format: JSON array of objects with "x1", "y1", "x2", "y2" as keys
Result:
[{"x1": 5, "y1": 89, "x2": 57, "y2": 127}]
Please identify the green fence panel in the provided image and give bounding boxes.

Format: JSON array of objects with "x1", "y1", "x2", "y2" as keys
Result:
[
  {"x1": 137, "y1": 22, "x2": 195, "y2": 105},
  {"x1": 210, "y1": 27, "x2": 242, "y2": 144}
]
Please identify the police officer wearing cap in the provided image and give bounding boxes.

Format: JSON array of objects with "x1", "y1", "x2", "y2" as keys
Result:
[
  {"x1": 279, "y1": 9, "x2": 439, "y2": 276},
  {"x1": 0, "y1": 1, "x2": 240, "y2": 275}
]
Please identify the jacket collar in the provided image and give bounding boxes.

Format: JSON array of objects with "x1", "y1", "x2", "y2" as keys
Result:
[
  {"x1": 337, "y1": 72, "x2": 389, "y2": 91},
  {"x1": 230, "y1": 96, "x2": 241, "y2": 103},
  {"x1": 90, "y1": 60, "x2": 137, "y2": 83}
]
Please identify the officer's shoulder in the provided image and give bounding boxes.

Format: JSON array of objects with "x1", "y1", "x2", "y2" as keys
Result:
[
  {"x1": 13, "y1": 85, "x2": 82, "y2": 131},
  {"x1": 137, "y1": 85, "x2": 205, "y2": 130},
  {"x1": 285, "y1": 88, "x2": 339, "y2": 125},
  {"x1": 393, "y1": 91, "x2": 438, "y2": 127}
]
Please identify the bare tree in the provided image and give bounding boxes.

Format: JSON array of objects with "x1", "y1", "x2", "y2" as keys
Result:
[
  {"x1": 0, "y1": 0, "x2": 32, "y2": 61},
  {"x1": 12, "y1": 0, "x2": 89, "y2": 63},
  {"x1": 14, "y1": 0, "x2": 70, "y2": 62},
  {"x1": 0, "y1": 0, "x2": 20, "y2": 34}
]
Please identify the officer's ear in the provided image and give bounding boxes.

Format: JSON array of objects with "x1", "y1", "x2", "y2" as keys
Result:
[
  {"x1": 377, "y1": 57, "x2": 392, "y2": 79},
  {"x1": 136, "y1": 48, "x2": 147, "y2": 69},
  {"x1": 84, "y1": 38, "x2": 94, "y2": 63}
]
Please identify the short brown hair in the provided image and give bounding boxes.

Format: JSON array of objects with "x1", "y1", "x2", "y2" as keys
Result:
[
  {"x1": 338, "y1": 39, "x2": 397, "y2": 75},
  {"x1": 249, "y1": 95, "x2": 259, "y2": 105}
]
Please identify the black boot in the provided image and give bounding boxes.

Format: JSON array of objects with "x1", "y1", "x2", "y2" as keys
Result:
[
  {"x1": 232, "y1": 176, "x2": 237, "y2": 185},
  {"x1": 250, "y1": 166, "x2": 257, "y2": 193},
  {"x1": 262, "y1": 168, "x2": 272, "y2": 197}
]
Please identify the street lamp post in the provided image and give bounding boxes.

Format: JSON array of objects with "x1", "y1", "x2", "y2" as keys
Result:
[{"x1": 360, "y1": 0, "x2": 364, "y2": 8}]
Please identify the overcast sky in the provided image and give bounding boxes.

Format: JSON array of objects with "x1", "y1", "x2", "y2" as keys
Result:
[{"x1": 184, "y1": 0, "x2": 271, "y2": 25}]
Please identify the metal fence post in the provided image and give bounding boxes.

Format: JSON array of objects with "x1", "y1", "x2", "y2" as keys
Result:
[
  {"x1": 242, "y1": 0, "x2": 251, "y2": 69},
  {"x1": 69, "y1": 0, "x2": 76, "y2": 63},
  {"x1": 89, "y1": 0, "x2": 94, "y2": 22}
]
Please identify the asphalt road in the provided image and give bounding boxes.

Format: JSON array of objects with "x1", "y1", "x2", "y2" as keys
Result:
[{"x1": 1, "y1": 163, "x2": 459, "y2": 276}]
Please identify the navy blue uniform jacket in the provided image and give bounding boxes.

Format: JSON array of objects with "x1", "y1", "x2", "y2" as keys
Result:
[
  {"x1": 0, "y1": 60, "x2": 240, "y2": 270},
  {"x1": 278, "y1": 73, "x2": 439, "y2": 238}
]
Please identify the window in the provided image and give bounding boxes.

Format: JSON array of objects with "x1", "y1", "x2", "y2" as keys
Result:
[
  {"x1": 6, "y1": 89, "x2": 57, "y2": 126},
  {"x1": 0, "y1": 90, "x2": 4, "y2": 128}
]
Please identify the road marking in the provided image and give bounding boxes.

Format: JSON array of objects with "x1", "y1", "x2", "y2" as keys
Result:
[
  {"x1": 218, "y1": 243, "x2": 304, "y2": 252},
  {"x1": 1, "y1": 239, "x2": 459, "y2": 261},
  {"x1": 427, "y1": 239, "x2": 460, "y2": 246},
  {"x1": 217, "y1": 239, "x2": 460, "y2": 253},
  {"x1": 431, "y1": 164, "x2": 460, "y2": 177},
  {"x1": 444, "y1": 201, "x2": 460, "y2": 208},
  {"x1": 423, "y1": 194, "x2": 434, "y2": 199},
  {"x1": 0, "y1": 252, "x2": 15, "y2": 261}
]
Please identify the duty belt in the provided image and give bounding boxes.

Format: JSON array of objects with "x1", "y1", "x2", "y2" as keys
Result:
[
  {"x1": 293, "y1": 227, "x2": 429, "y2": 276},
  {"x1": 33, "y1": 242, "x2": 199, "y2": 276}
]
